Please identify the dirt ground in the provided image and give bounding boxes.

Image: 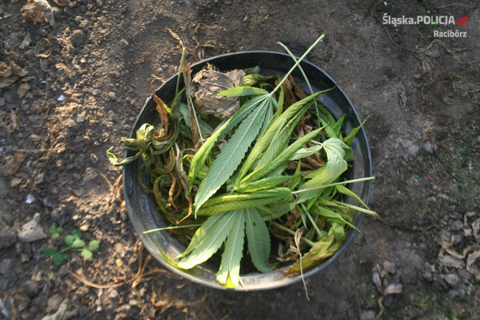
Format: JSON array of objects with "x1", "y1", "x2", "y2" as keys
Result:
[{"x1": 1, "y1": 0, "x2": 479, "y2": 319}]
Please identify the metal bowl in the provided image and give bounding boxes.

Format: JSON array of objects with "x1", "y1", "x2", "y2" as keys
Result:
[{"x1": 123, "y1": 51, "x2": 372, "y2": 291}]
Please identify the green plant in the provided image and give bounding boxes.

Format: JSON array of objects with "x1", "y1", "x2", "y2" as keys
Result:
[
  {"x1": 109, "y1": 34, "x2": 376, "y2": 288},
  {"x1": 43, "y1": 228, "x2": 100, "y2": 266}
]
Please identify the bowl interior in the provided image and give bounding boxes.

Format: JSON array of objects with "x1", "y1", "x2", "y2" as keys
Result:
[{"x1": 123, "y1": 51, "x2": 372, "y2": 291}]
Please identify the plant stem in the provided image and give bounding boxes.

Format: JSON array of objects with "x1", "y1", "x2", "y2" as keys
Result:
[
  {"x1": 291, "y1": 176, "x2": 376, "y2": 194},
  {"x1": 268, "y1": 34, "x2": 325, "y2": 98},
  {"x1": 271, "y1": 222, "x2": 315, "y2": 247}
]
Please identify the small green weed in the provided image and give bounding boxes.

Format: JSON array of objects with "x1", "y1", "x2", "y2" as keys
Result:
[{"x1": 43, "y1": 226, "x2": 100, "y2": 266}]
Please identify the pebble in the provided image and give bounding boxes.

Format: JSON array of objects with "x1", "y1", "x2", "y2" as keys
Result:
[
  {"x1": 83, "y1": 167, "x2": 98, "y2": 182},
  {"x1": 47, "y1": 294, "x2": 63, "y2": 313},
  {"x1": 24, "y1": 279, "x2": 41, "y2": 297},
  {"x1": 71, "y1": 29, "x2": 85, "y2": 47},
  {"x1": 383, "y1": 261, "x2": 396, "y2": 274},
  {"x1": 18, "y1": 213, "x2": 47, "y2": 242},
  {"x1": 119, "y1": 39, "x2": 129, "y2": 48},
  {"x1": 0, "y1": 228, "x2": 16, "y2": 249},
  {"x1": 0, "y1": 97, "x2": 5, "y2": 107},
  {"x1": 444, "y1": 273, "x2": 461, "y2": 287},
  {"x1": 108, "y1": 91, "x2": 116, "y2": 101},
  {"x1": 451, "y1": 220, "x2": 464, "y2": 231},
  {"x1": 0, "y1": 259, "x2": 13, "y2": 275}
]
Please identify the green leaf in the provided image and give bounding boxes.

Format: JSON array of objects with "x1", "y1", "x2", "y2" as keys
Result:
[
  {"x1": 218, "y1": 86, "x2": 269, "y2": 97},
  {"x1": 43, "y1": 247, "x2": 58, "y2": 258},
  {"x1": 235, "y1": 175, "x2": 294, "y2": 193},
  {"x1": 188, "y1": 94, "x2": 272, "y2": 189},
  {"x1": 72, "y1": 230, "x2": 83, "y2": 239},
  {"x1": 71, "y1": 238, "x2": 85, "y2": 248},
  {"x1": 244, "y1": 127, "x2": 323, "y2": 183},
  {"x1": 194, "y1": 95, "x2": 272, "y2": 213},
  {"x1": 64, "y1": 235, "x2": 74, "y2": 246},
  {"x1": 53, "y1": 253, "x2": 65, "y2": 266},
  {"x1": 311, "y1": 203, "x2": 359, "y2": 231},
  {"x1": 245, "y1": 208, "x2": 272, "y2": 273},
  {"x1": 81, "y1": 249, "x2": 93, "y2": 259},
  {"x1": 196, "y1": 188, "x2": 292, "y2": 216},
  {"x1": 216, "y1": 212, "x2": 246, "y2": 288},
  {"x1": 287, "y1": 160, "x2": 302, "y2": 190},
  {"x1": 331, "y1": 113, "x2": 346, "y2": 138},
  {"x1": 48, "y1": 225, "x2": 57, "y2": 234},
  {"x1": 344, "y1": 115, "x2": 370, "y2": 147},
  {"x1": 198, "y1": 118, "x2": 214, "y2": 134},
  {"x1": 296, "y1": 138, "x2": 349, "y2": 204},
  {"x1": 289, "y1": 145, "x2": 324, "y2": 161},
  {"x1": 335, "y1": 184, "x2": 369, "y2": 209},
  {"x1": 177, "y1": 211, "x2": 237, "y2": 269},
  {"x1": 87, "y1": 240, "x2": 100, "y2": 252},
  {"x1": 178, "y1": 102, "x2": 191, "y2": 127}
]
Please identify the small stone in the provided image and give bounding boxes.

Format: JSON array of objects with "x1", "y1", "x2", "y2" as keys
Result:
[
  {"x1": 0, "y1": 97, "x2": 5, "y2": 107},
  {"x1": 119, "y1": 39, "x2": 129, "y2": 48},
  {"x1": 83, "y1": 167, "x2": 98, "y2": 182},
  {"x1": 114, "y1": 243, "x2": 126, "y2": 258},
  {"x1": 383, "y1": 261, "x2": 396, "y2": 274},
  {"x1": 71, "y1": 30, "x2": 85, "y2": 47},
  {"x1": 47, "y1": 294, "x2": 63, "y2": 313},
  {"x1": 0, "y1": 259, "x2": 13, "y2": 275},
  {"x1": 18, "y1": 213, "x2": 47, "y2": 242},
  {"x1": 76, "y1": 111, "x2": 86, "y2": 123},
  {"x1": 451, "y1": 220, "x2": 464, "y2": 232},
  {"x1": 444, "y1": 273, "x2": 461, "y2": 287},
  {"x1": 108, "y1": 91, "x2": 116, "y2": 101},
  {"x1": 0, "y1": 228, "x2": 16, "y2": 249},
  {"x1": 89, "y1": 153, "x2": 98, "y2": 164},
  {"x1": 360, "y1": 310, "x2": 376, "y2": 320},
  {"x1": 24, "y1": 280, "x2": 41, "y2": 297},
  {"x1": 10, "y1": 177, "x2": 22, "y2": 187}
]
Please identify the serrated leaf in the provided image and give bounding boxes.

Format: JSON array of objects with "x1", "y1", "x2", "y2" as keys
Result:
[
  {"x1": 177, "y1": 211, "x2": 237, "y2": 269},
  {"x1": 195, "y1": 96, "x2": 271, "y2": 212},
  {"x1": 176, "y1": 211, "x2": 229, "y2": 259},
  {"x1": 335, "y1": 184, "x2": 369, "y2": 209},
  {"x1": 53, "y1": 253, "x2": 65, "y2": 266},
  {"x1": 245, "y1": 208, "x2": 272, "y2": 273},
  {"x1": 71, "y1": 238, "x2": 85, "y2": 248},
  {"x1": 244, "y1": 127, "x2": 323, "y2": 183},
  {"x1": 218, "y1": 86, "x2": 269, "y2": 97},
  {"x1": 87, "y1": 240, "x2": 100, "y2": 252},
  {"x1": 43, "y1": 247, "x2": 58, "y2": 258},
  {"x1": 235, "y1": 175, "x2": 294, "y2": 193},
  {"x1": 216, "y1": 212, "x2": 246, "y2": 288},
  {"x1": 197, "y1": 188, "x2": 292, "y2": 216},
  {"x1": 81, "y1": 249, "x2": 93, "y2": 259},
  {"x1": 189, "y1": 94, "x2": 271, "y2": 188}
]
